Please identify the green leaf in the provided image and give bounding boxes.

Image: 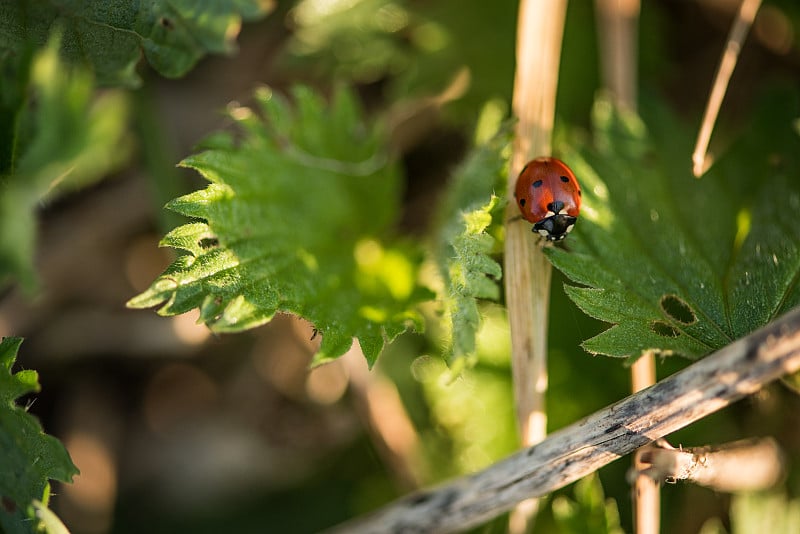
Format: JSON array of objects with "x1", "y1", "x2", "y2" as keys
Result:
[
  {"x1": 129, "y1": 85, "x2": 431, "y2": 366},
  {"x1": 547, "y1": 89, "x2": 800, "y2": 361},
  {"x1": 551, "y1": 473, "x2": 624, "y2": 534},
  {"x1": 0, "y1": 337, "x2": 78, "y2": 534},
  {"x1": 433, "y1": 121, "x2": 509, "y2": 364},
  {"x1": 0, "y1": 35, "x2": 131, "y2": 289},
  {"x1": 0, "y1": 0, "x2": 273, "y2": 88}
]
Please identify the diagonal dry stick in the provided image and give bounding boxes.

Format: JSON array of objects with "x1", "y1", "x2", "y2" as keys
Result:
[
  {"x1": 326, "y1": 306, "x2": 800, "y2": 534},
  {"x1": 692, "y1": 0, "x2": 762, "y2": 177}
]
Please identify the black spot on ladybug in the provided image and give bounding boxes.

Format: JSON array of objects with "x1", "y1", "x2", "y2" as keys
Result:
[
  {"x1": 519, "y1": 198, "x2": 526, "y2": 207},
  {"x1": 578, "y1": 189, "x2": 582, "y2": 196},
  {"x1": 159, "y1": 17, "x2": 174, "y2": 29},
  {"x1": 547, "y1": 200, "x2": 565, "y2": 213},
  {"x1": 660, "y1": 295, "x2": 696, "y2": 325},
  {"x1": 532, "y1": 180, "x2": 543, "y2": 188},
  {"x1": 651, "y1": 321, "x2": 680, "y2": 338},
  {"x1": 560, "y1": 175, "x2": 569, "y2": 183}
]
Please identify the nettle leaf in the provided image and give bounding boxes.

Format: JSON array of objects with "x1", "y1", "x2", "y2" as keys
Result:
[
  {"x1": 547, "y1": 89, "x2": 800, "y2": 361},
  {"x1": 1, "y1": 0, "x2": 273, "y2": 87},
  {"x1": 0, "y1": 337, "x2": 78, "y2": 534},
  {"x1": 129, "y1": 86, "x2": 431, "y2": 366},
  {"x1": 0, "y1": 36, "x2": 130, "y2": 289},
  {"x1": 434, "y1": 127, "x2": 508, "y2": 364}
]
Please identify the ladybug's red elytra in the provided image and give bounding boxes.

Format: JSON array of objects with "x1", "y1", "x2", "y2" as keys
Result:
[{"x1": 514, "y1": 157, "x2": 581, "y2": 241}]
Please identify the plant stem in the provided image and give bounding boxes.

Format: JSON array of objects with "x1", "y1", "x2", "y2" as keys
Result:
[
  {"x1": 505, "y1": 0, "x2": 568, "y2": 531},
  {"x1": 636, "y1": 437, "x2": 783, "y2": 492},
  {"x1": 692, "y1": 0, "x2": 762, "y2": 177},
  {"x1": 631, "y1": 352, "x2": 658, "y2": 534}
]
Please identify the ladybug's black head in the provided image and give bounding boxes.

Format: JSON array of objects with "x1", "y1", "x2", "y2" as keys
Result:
[{"x1": 532, "y1": 214, "x2": 577, "y2": 241}]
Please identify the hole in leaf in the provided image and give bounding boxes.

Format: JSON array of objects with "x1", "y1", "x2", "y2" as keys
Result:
[
  {"x1": 199, "y1": 237, "x2": 219, "y2": 249},
  {"x1": 660, "y1": 294, "x2": 696, "y2": 325},
  {"x1": 651, "y1": 321, "x2": 680, "y2": 338}
]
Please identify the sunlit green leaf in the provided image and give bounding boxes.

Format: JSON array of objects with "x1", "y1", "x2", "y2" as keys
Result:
[
  {"x1": 432, "y1": 123, "x2": 509, "y2": 364},
  {"x1": 0, "y1": 0, "x2": 273, "y2": 87},
  {"x1": 0, "y1": 337, "x2": 78, "y2": 534},
  {"x1": 547, "y1": 89, "x2": 800, "y2": 361},
  {"x1": 129, "y1": 85, "x2": 431, "y2": 366}
]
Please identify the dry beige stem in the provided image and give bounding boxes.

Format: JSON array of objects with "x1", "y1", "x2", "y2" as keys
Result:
[
  {"x1": 692, "y1": 0, "x2": 762, "y2": 177},
  {"x1": 505, "y1": 0, "x2": 568, "y2": 531},
  {"x1": 631, "y1": 350, "x2": 659, "y2": 534},
  {"x1": 635, "y1": 438, "x2": 784, "y2": 492}
]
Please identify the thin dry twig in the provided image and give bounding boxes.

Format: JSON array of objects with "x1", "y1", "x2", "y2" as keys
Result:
[
  {"x1": 692, "y1": 0, "x2": 762, "y2": 177},
  {"x1": 506, "y1": 0, "x2": 567, "y2": 445},
  {"x1": 634, "y1": 437, "x2": 784, "y2": 492},
  {"x1": 326, "y1": 306, "x2": 800, "y2": 534},
  {"x1": 505, "y1": 1, "x2": 568, "y2": 531},
  {"x1": 631, "y1": 350, "x2": 659, "y2": 534}
]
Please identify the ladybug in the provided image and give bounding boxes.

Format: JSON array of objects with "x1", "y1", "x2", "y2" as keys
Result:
[{"x1": 514, "y1": 157, "x2": 581, "y2": 241}]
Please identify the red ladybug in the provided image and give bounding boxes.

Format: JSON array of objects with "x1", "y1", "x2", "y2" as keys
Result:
[{"x1": 514, "y1": 157, "x2": 581, "y2": 241}]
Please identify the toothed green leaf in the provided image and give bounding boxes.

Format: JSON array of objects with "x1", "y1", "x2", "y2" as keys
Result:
[
  {"x1": 0, "y1": 0, "x2": 273, "y2": 87},
  {"x1": 129, "y1": 86, "x2": 431, "y2": 366},
  {"x1": 547, "y1": 89, "x2": 800, "y2": 361},
  {"x1": 0, "y1": 337, "x2": 78, "y2": 534},
  {"x1": 433, "y1": 125, "x2": 509, "y2": 364}
]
